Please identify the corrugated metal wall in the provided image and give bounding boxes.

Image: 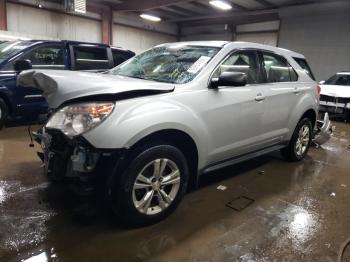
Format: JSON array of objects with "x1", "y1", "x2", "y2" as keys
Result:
[
  {"x1": 6, "y1": 3, "x2": 101, "y2": 42},
  {"x1": 112, "y1": 24, "x2": 176, "y2": 54},
  {"x1": 278, "y1": 12, "x2": 350, "y2": 80}
]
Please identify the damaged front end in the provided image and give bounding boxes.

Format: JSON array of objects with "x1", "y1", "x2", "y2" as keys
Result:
[
  {"x1": 319, "y1": 94, "x2": 350, "y2": 120},
  {"x1": 33, "y1": 128, "x2": 124, "y2": 182}
]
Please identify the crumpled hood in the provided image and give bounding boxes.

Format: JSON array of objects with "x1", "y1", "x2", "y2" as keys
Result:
[
  {"x1": 320, "y1": 84, "x2": 350, "y2": 98},
  {"x1": 17, "y1": 70, "x2": 175, "y2": 108}
]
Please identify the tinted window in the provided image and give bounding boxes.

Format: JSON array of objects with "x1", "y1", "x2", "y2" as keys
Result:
[
  {"x1": 24, "y1": 45, "x2": 64, "y2": 68},
  {"x1": 262, "y1": 52, "x2": 296, "y2": 83},
  {"x1": 325, "y1": 73, "x2": 350, "y2": 86},
  {"x1": 112, "y1": 49, "x2": 133, "y2": 67},
  {"x1": 293, "y1": 57, "x2": 315, "y2": 81},
  {"x1": 73, "y1": 46, "x2": 109, "y2": 70},
  {"x1": 213, "y1": 50, "x2": 262, "y2": 84}
]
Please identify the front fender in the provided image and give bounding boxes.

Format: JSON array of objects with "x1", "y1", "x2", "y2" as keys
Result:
[{"x1": 83, "y1": 97, "x2": 209, "y2": 169}]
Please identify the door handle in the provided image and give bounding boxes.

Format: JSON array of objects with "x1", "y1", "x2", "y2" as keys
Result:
[
  {"x1": 294, "y1": 87, "x2": 300, "y2": 94},
  {"x1": 255, "y1": 93, "x2": 265, "y2": 102}
]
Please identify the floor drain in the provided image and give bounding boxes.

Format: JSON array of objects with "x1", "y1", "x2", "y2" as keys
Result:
[{"x1": 226, "y1": 196, "x2": 255, "y2": 211}]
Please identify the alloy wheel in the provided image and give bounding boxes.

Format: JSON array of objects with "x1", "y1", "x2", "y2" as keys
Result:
[
  {"x1": 132, "y1": 158, "x2": 181, "y2": 215},
  {"x1": 295, "y1": 125, "x2": 310, "y2": 157}
]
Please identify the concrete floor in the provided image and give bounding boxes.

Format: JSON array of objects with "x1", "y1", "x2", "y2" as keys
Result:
[{"x1": 0, "y1": 123, "x2": 350, "y2": 262}]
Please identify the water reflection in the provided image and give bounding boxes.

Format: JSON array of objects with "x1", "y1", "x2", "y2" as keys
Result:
[
  {"x1": 22, "y1": 251, "x2": 48, "y2": 262},
  {"x1": 277, "y1": 205, "x2": 319, "y2": 249}
]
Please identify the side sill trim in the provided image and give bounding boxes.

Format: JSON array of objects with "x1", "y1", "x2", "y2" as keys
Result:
[{"x1": 201, "y1": 144, "x2": 285, "y2": 174}]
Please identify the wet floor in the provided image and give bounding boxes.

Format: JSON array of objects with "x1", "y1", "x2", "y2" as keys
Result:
[{"x1": 0, "y1": 123, "x2": 350, "y2": 262}]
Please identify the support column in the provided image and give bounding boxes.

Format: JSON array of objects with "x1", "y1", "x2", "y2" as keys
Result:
[
  {"x1": 0, "y1": 0, "x2": 7, "y2": 31},
  {"x1": 101, "y1": 8, "x2": 112, "y2": 45}
]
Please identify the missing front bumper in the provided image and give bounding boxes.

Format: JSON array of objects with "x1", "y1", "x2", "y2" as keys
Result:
[{"x1": 33, "y1": 128, "x2": 124, "y2": 182}]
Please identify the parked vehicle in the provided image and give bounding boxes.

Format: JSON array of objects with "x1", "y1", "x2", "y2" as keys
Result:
[
  {"x1": 0, "y1": 40, "x2": 135, "y2": 128},
  {"x1": 19, "y1": 41, "x2": 319, "y2": 226},
  {"x1": 319, "y1": 72, "x2": 350, "y2": 120}
]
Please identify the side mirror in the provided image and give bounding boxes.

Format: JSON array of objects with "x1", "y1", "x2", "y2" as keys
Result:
[
  {"x1": 14, "y1": 59, "x2": 32, "y2": 72},
  {"x1": 319, "y1": 80, "x2": 325, "y2": 84},
  {"x1": 211, "y1": 71, "x2": 247, "y2": 88}
]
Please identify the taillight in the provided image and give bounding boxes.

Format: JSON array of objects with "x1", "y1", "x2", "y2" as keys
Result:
[{"x1": 317, "y1": 85, "x2": 321, "y2": 97}]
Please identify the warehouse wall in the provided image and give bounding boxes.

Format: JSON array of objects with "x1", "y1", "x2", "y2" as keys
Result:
[
  {"x1": 180, "y1": 21, "x2": 279, "y2": 45},
  {"x1": 112, "y1": 12, "x2": 177, "y2": 54},
  {"x1": 112, "y1": 24, "x2": 176, "y2": 54},
  {"x1": 6, "y1": 3, "x2": 101, "y2": 42},
  {"x1": 278, "y1": 6, "x2": 350, "y2": 80}
]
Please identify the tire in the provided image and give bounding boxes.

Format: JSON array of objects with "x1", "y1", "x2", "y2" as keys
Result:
[
  {"x1": 0, "y1": 98, "x2": 8, "y2": 130},
  {"x1": 281, "y1": 118, "x2": 312, "y2": 162},
  {"x1": 107, "y1": 144, "x2": 189, "y2": 227}
]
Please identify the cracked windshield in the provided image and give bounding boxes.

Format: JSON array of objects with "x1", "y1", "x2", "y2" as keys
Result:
[{"x1": 110, "y1": 44, "x2": 220, "y2": 84}]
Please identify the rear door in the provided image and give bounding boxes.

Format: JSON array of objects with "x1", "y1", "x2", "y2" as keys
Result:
[{"x1": 258, "y1": 51, "x2": 300, "y2": 144}]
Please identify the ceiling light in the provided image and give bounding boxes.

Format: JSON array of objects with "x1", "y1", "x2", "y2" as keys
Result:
[
  {"x1": 209, "y1": 0, "x2": 232, "y2": 10},
  {"x1": 140, "y1": 14, "x2": 161, "y2": 22}
]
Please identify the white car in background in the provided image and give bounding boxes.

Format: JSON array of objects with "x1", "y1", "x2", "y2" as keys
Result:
[{"x1": 319, "y1": 72, "x2": 350, "y2": 120}]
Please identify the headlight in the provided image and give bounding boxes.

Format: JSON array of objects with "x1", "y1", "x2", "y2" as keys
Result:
[{"x1": 46, "y1": 102, "x2": 115, "y2": 137}]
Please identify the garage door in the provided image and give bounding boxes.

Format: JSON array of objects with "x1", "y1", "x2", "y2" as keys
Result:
[{"x1": 236, "y1": 32, "x2": 278, "y2": 46}]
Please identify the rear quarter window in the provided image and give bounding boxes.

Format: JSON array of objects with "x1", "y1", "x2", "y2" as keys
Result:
[
  {"x1": 73, "y1": 46, "x2": 110, "y2": 70},
  {"x1": 293, "y1": 57, "x2": 315, "y2": 81}
]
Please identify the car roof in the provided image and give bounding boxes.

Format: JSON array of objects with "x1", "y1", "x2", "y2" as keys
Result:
[{"x1": 160, "y1": 41, "x2": 305, "y2": 58}]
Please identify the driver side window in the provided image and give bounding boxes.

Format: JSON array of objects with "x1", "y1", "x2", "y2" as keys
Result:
[
  {"x1": 213, "y1": 50, "x2": 261, "y2": 84},
  {"x1": 23, "y1": 44, "x2": 65, "y2": 69}
]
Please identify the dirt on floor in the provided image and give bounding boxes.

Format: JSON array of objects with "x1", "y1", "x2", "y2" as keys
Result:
[{"x1": 0, "y1": 122, "x2": 350, "y2": 262}]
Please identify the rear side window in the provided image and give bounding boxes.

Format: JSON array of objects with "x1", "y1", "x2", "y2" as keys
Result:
[
  {"x1": 293, "y1": 57, "x2": 315, "y2": 81},
  {"x1": 262, "y1": 52, "x2": 297, "y2": 83},
  {"x1": 112, "y1": 49, "x2": 133, "y2": 67},
  {"x1": 73, "y1": 46, "x2": 109, "y2": 70}
]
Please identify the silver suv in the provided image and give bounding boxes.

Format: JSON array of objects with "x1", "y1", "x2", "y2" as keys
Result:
[{"x1": 19, "y1": 41, "x2": 319, "y2": 226}]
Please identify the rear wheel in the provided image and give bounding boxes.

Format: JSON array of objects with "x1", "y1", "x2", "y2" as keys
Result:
[
  {"x1": 108, "y1": 144, "x2": 189, "y2": 226},
  {"x1": 0, "y1": 98, "x2": 8, "y2": 130},
  {"x1": 281, "y1": 118, "x2": 312, "y2": 162}
]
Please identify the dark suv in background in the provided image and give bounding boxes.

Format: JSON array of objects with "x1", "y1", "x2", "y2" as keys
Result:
[{"x1": 0, "y1": 40, "x2": 135, "y2": 128}]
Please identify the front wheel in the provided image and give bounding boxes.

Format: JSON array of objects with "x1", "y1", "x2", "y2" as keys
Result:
[
  {"x1": 108, "y1": 144, "x2": 189, "y2": 226},
  {"x1": 0, "y1": 98, "x2": 8, "y2": 130},
  {"x1": 281, "y1": 118, "x2": 312, "y2": 162}
]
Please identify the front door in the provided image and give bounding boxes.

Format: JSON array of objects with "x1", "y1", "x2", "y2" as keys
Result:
[
  {"x1": 201, "y1": 49, "x2": 266, "y2": 164},
  {"x1": 16, "y1": 43, "x2": 65, "y2": 119}
]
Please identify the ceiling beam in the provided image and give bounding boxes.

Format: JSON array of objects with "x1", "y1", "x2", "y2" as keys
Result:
[
  {"x1": 111, "y1": 0, "x2": 194, "y2": 11},
  {"x1": 169, "y1": 8, "x2": 277, "y2": 22},
  {"x1": 253, "y1": 0, "x2": 276, "y2": 8},
  {"x1": 169, "y1": 5, "x2": 202, "y2": 16},
  {"x1": 227, "y1": 0, "x2": 249, "y2": 10},
  {"x1": 179, "y1": 12, "x2": 279, "y2": 27}
]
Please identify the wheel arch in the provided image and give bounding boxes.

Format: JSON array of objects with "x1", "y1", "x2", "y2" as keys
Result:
[
  {"x1": 129, "y1": 128, "x2": 199, "y2": 190},
  {"x1": 300, "y1": 108, "x2": 317, "y2": 129},
  {"x1": 0, "y1": 92, "x2": 13, "y2": 115}
]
